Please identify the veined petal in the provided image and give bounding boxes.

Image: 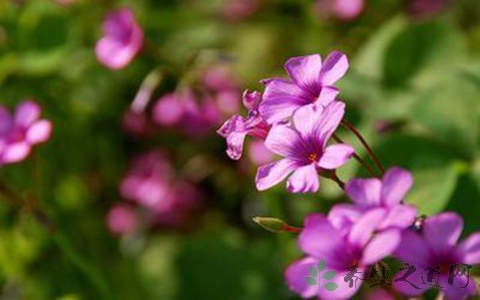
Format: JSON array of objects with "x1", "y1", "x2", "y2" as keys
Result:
[
  {"x1": 292, "y1": 103, "x2": 323, "y2": 138},
  {"x1": 317, "y1": 143, "x2": 354, "y2": 170},
  {"x1": 381, "y1": 167, "x2": 413, "y2": 206},
  {"x1": 345, "y1": 178, "x2": 382, "y2": 207},
  {"x1": 362, "y1": 229, "x2": 401, "y2": 266},
  {"x1": 459, "y1": 233, "x2": 480, "y2": 265},
  {"x1": 255, "y1": 159, "x2": 296, "y2": 191},
  {"x1": 286, "y1": 164, "x2": 319, "y2": 193},
  {"x1": 260, "y1": 78, "x2": 311, "y2": 124},
  {"x1": 264, "y1": 124, "x2": 300, "y2": 157},
  {"x1": 317, "y1": 86, "x2": 339, "y2": 107},
  {"x1": 226, "y1": 131, "x2": 247, "y2": 160},
  {"x1": 319, "y1": 51, "x2": 349, "y2": 86},
  {"x1": 423, "y1": 212, "x2": 463, "y2": 254},
  {"x1": 316, "y1": 101, "x2": 345, "y2": 144},
  {"x1": 284, "y1": 257, "x2": 320, "y2": 299},
  {"x1": 284, "y1": 54, "x2": 322, "y2": 93}
]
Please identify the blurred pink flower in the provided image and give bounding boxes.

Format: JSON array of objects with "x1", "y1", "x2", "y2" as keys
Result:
[
  {"x1": 222, "y1": 0, "x2": 260, "y2": 22},
  {"x1": 122, "y1": 109, "x2": 152, "y2": 136},
  {"x1": 0, "y1": 100, "x2": 52, "y2": 165},
  {"x1": 153, "y1": 90, "x2": 224, "y2": 137},
  {"x1": 120, "y1": 151, "x2": 202, "y2": 227},
  {"x1": 53, "y1": 0, "x2": 75, "y2": 5},
  {"x1": 315, "y1": 0, "x2": 365, "y2": 21},
  {"x1": 107, "y1": 204, "x2": 137, "y2": 235},
  {"x1": 95, "y1": 8, "x2": 144, "y2": 70},
  {"x1": 408, "y1": 0, "x2": 449, "y2": 19},
  {"x1": 248, "y1": 139, "x2": 274, "y2": 165}
]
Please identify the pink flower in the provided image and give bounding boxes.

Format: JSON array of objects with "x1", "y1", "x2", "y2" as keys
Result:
[
  {"x1": 337, "y1": 167, "x2": 418, "y2": 231},
  {"x1": 106, "y1": 204, "x2": 137, "y2": 235},
  {"x1": 285, "y1": 211, "x2": 401, "y2": 299},
  {"x1": 393, "y1": 212, "x2": 480, "y2": 299},
  {"x1": 255, "y1": 101, "x2": 354, "y2": 193},
  {"x1": 119, "y1": 151, "x2": 202, "y2": 227},
  {"x1": 95, "y1": 8, "x2": 144, "y2": 70},
  {"x1": 152, "y1": 93, "x2": 185, "y2": 127},
  {"x1": 315, "y1": 0, "x2": 365, "y2": 21},
  {"x1": 0, "y1": 100, "x2": 52, "y2": 165},
  {"x1": 217, "y1": 90, "x2": 270, "y2": 160},
  {"x1": 259, "y1": 51, "x2": 349, "y2": 124}
]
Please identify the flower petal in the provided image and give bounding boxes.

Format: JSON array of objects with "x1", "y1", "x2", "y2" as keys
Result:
[
  {"x1": 226, "y1": 131, "x2": 247, "y2": 160},
  {"x1": 348, "y1": 208, "x2": 387, "y2": 249},
  {"x1": 14, "y1": 100, "x2": 41, "y2": 127},
  {"x1": 284, "y1": 54, "x2": 322, "y2": 93},
  {"x1": 292, "y1": 103, "x2": 323, "y2": 138},
  {"x1": 286, "y1": 164, "x2": 319, "y2": 193},
  {"x1": 255, "y1": 159, "x2": 296, "y2": 191},
  {"x1": 378, "y1": 204, "x2": 417, "y2": 230},
  {"x1": 0, "y1": 142, "x2": 31, "y2": 164},
  {"x1": 260, "y1": 78, "x2": 311, "y2": 124},
  {"x1": 345, "y1": 178, "x2": 382, "y2": 207},
  {"x1": 316, "y1": 265, "x2": 365, "y2": 300},
  {"x1": 317, "y1": 86, "x2": 339, "y2": 107},
  {"x1": 299, "y1": 214, "x2": 347, "y2": 268},
  {"x1": 26, "y1": 120, "x2": 52, "y2": 144},
  {"x1": 392, "y1": 266, "x2": 428, "y2": 297},
  {"x1": 328, "y1": 204, "x2": 363, "y2": 235},
  {"x1": 284, "y1": 257, "x2": 320, "y2": 299},
  {"x1": 319, "y1": 51, "x2": 349, "y2": 86},
  {"x1": 381, "y1": 167, "x2": 413, "y2": 206},
  {"x1": 423, "y1": 212, "x2": 463, "y2": 254},
  {"x1": 264, "y1": 124, "x2": 300, "y2": 157},
  {"x1": 362, "y1": 228, "x2": 401, "y2": 266},
  {"x1": 393, "y1": 230, "x2": 431, "y2": 266},
  {"x1": 317, "y1": 143, "x2": 354, "y2": 170},
  {"x1": 316, "y1": 101, "x2": 345, "y2": 144},
  {"x1": 458, "y1": 233, "x2": 480, "y2": 265}
]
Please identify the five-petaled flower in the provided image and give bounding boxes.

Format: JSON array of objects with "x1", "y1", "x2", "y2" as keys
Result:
[
  {"x1": 255, "y1": 101, "x2": 354, "y2": 193},
  {"x1": 393, "y1": 212, "x2": 480, "y2": 299},
  {"x1": 259, "y1": 51, "x2": 349, "y2": 124},
  {"x1": 95, "y1": 8, "x2": 144, "y2": 70},
  {"x1": 0, "y1": 100, "x2": 52, "y2": 165}
]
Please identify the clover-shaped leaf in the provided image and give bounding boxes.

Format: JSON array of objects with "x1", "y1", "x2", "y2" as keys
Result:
[
  {"x1": 309, "y1": 266, "x2": 318, "y2": 277},
  {"x1": 324, "y1": 282, "x2": 339, "y2": 291},
  {"x1": 323, "y1": 270, "x2": 337, "y2": 280},
  {"x1": 305, "y1": 277, "x2": 317, "y2": 286},
  {"x1": 317, "y1": 259, "x2": 326, "y2": 272}
]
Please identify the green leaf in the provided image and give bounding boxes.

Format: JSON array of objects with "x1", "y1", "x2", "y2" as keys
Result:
[
  {"x1": 323, "y1": 271, "x2": 337, "y2": 280},
  {"x1": 309, "y1": 266, "x2": 318, "y2": 277},
  {"x1": 324, "y1": 282, "x2": 338, "y2": 291},
  {"x1": 317, "y1": 259, "x2": 326, "y2": 272},
  {"x1": 305, "y1": 277, "x2": 317, "y2": 286}
]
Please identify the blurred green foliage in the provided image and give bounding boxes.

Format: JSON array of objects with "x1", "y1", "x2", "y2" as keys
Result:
[{"x1": 0, "y1": 0, "x2": 480, "y2": 299}]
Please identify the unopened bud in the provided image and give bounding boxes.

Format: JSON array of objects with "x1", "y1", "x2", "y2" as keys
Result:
[{"x1": 252, "y1": 216, "x2": 285, "y2": 233}]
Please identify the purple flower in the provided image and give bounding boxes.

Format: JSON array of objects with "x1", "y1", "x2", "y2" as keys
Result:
[
  {"x1": 0, "y1": 100, "x2": 52, "y2": 165},
  {"x1": 393, "y1": 212, "x2": 480, "y2": 299},
  {"x1": 315, "y1": 0, "x2": 365, "y2": 21},
  {"x1": 259, "y1": 51, "x2": 349, "y2": 124},
  {"x1": 106, "y1": 204, "x2": 137, "y2": 235},
  {"x1": 255, "y1": 101, "x2": 354, "y2": 193},
  {"x1": 95, "y1": 8, "x2": 144, "y2": 70},
  {"x1": 217, "y1": 90, "x2": 270, "y2": 160},
  {"x1": 285, "y1": 210, "x2": 401, "y2": 299},
  {"x1": 339, "y1": 167, "x2": 418, "y2": 231}
]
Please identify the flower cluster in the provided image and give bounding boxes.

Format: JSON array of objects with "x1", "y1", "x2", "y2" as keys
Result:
[
  {"x1": 218, "y1": 52, "x2": 480, "y2": 299},
  {"x1": 0, "y1": 100, "x2": 52, "y2": 165},
  {"x1": 107, "y1": 150, "x2": 202, "y2": 235}
]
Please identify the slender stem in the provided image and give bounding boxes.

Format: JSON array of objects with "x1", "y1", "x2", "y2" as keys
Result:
[
  {"x1": 328, "y1": 172, "x2": 345, "y2": 190},
  {"x1": 0, "y1": 180, "x2": 55, "y2": 233},
  {"x1": 341, "y1": 120, "x2": 385, "y2": 175},
  {"x1": 332, "y1": 134, "x2": 379, "y2": 177}
]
